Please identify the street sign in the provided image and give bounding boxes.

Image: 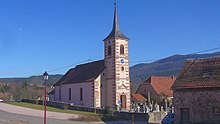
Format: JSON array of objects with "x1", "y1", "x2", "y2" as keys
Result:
[{"x1": 118, "y1": 100, "x2": 122, "y2": 105}]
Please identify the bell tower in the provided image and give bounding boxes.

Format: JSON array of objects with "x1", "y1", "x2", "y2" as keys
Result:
[{"x1": 103, "y1": 1, "x2": 130, "y2": 110}]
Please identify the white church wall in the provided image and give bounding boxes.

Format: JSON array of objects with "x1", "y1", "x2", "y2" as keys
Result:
[{"x1": 57, "y1": 82, "x2": 93, "y2": 107}]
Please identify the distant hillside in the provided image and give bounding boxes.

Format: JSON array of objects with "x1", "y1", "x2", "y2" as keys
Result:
[
  {"x1": 1, "y1": 52, "x2": 220, "y2": 86},
  {"x1": 0, "y1": 75, "x2": 63, "y2": 86},
  {"x1": 130, "y1": 51, "x2": 220, "y2": 83}
]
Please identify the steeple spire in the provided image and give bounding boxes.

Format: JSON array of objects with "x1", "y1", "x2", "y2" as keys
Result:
[
  {"x1": 104, "y1": 1, "x2": 129, "y2": 41},
  {"x1": 113, "y1": 0, "x2": 120, "y2": 34}
]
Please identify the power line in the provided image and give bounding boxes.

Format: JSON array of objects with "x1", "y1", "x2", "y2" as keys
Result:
[
  {"x1": 178, "y1": 58, "x2": 197, "y2": 80},
  {"x1": 130, "y1": 46, "x2": 220, "y2": 64},
  {"x1": 34, "y1": 59, "x2": 92, "y2": 76},
  {"x1": 191, "y1": 46, "x2": 220, "y2": 54},
  {"x1": 47, "y1": 59, "x2": 92, "y2": 73},
  {"x1": 30, "y1": 46, "x2": 220, "y2": 77},
  {"x1": 130, "y1": 59, "x2": 159, "y2": 64}
]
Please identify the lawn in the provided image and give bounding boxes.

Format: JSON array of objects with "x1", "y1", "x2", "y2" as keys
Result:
[
  {"x1": 5, "y1": 101, "x2": 123, "y2": 122},
  {"x1": 6, "y1": 101, "x2": 98, "y2": 116}
]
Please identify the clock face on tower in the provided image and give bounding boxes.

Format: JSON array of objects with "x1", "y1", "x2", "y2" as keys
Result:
[{"x1": 120, "y1": 58, "x2": 124, "y2": 64}]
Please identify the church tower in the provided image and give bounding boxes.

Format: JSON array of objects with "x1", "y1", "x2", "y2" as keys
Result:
[{"x1": 103, "y1": 2, "x2": 130, "y2": 110}]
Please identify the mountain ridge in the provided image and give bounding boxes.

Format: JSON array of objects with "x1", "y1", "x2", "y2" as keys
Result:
[
  {"x1": 130, "y1": 51, "x2": 220, "y2": 83},
  {"x1": 1, "y1": 51, "x2": 220, "y2": 85}
]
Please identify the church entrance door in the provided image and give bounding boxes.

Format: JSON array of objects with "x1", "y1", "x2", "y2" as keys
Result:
[{"x1": 120, "y1": 95, "x2": 126, "y2": 109}]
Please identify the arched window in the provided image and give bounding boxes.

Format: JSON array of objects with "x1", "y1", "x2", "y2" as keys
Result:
[
  {"x1": 120, "y1": 45, "x2": 124, "y2": 55},
  {"x1": 121, "y1": 66, "x2": 124, "y2": 71},
  {"x1": 108, "y1": 45, "x2": 112, "y2": 55}
]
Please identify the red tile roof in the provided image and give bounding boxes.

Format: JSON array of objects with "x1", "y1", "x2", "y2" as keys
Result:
[
  {"x1": 172, "y1": 57, "x2": 220, "y2": 90},
  {"x1": 144, "y1": 76, "x2": 176, "y2": 97},
  {"x1": 131, "y1": 94, "x2": 147, "y2": 102}
]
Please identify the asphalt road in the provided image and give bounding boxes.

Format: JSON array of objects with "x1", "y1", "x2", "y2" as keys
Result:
[
  {"x1": 0, "y1": 111, "x2": 149, "y2": 124},
  {"x1": 0, "y1": 103, "x2": 149, "y2": 124},
  {"x1": 0, "y1": 109, "x2": 90, "y2": 124}
]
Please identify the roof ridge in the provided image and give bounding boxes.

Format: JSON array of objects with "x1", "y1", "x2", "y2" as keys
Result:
[{"x1": 75, "y1": 59, "x2": 104, "y2": 67}]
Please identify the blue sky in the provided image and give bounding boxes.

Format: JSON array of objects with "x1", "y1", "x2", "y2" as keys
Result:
[{"x1": 1, "y1": 0, "x2": 220, "y2": 77}]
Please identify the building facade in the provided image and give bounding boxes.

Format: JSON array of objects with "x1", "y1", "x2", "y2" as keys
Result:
[
  {"x1": 103, "y1": 2, "x2": 130, "y2": 109},
  {"x1": 136, "y1": 76, "x2": 175, "y2": 104},
  {"x1": 53, "y1": 60, "x2": 105, "y2": 108},
  {"x1": 52, "y1": 2, "x2": 130, "y2": 110},
  {"x1": 172, "y1": 57, "x2": 220, "y2": 124}
]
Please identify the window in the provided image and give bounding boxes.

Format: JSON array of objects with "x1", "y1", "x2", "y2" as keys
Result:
[
  {"x1": 68, "y1": 88, "x2": 71, "y2": 101},
  {"x1": 108, "y1": 45, "x2": 111, "y2": 55},
  {"x1": 120, "y1": 45, "x2": 124, "y2": 55},
  {"x1": 121, "y1": 66, "x2": 124, "y2": 71},
  {"x1": 59, "y1": 87, "x2": 61, "y2": 101},
  {"x1": 202, "y1": 72, "x2": 211, "y2": 78},
  {"x1": 80, "y1": 88, "x2": 83, "y2": 101},
  {"x1": 181, "y1": 108, "x2": 189, "y2": 123},
  {"x1": 213, "y1": 107, "x2": 220, "y2": 115}
]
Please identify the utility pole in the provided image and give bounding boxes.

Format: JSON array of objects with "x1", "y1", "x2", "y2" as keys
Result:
[
  {"x1": 132, "y1": 113, "x2": 134, "y2": 124},
  {"x1": 43, "y1": 71, "x2": 48, "y2": 124}
]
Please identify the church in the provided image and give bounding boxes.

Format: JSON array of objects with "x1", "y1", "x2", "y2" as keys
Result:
[{"x1": 52, "y1": 2, "x2": 131, "y2": 110}]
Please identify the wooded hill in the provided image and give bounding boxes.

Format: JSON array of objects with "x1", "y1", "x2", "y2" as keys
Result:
[
  {"x1": 1, "y1": 52, "x2": 220, "y2": 86},
  {"x1": 130, "y1": 51, "x2": 220, "y2": 83}
]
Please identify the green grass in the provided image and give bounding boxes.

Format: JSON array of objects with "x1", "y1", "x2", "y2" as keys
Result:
[
  {"x1": 5, "y1": 102, "x2": 124, "y2": 122},
  {"x1": 6, "y1": 101, "x2": 98, "y2": 116}
]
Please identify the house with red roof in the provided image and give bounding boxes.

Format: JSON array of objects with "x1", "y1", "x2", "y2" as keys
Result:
[
  {"x1": 131, "y1": 94, "x2": 147, "y2": 103},
  {"x1": 172, "y1": 57, "x2": 220, "y2": 124},
  {"x1": 135, "y1": 76, "x2": 176, "y2": 111},
  {"x1": 130, "y1": 94, "x2": 147, "y2": 112}
]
